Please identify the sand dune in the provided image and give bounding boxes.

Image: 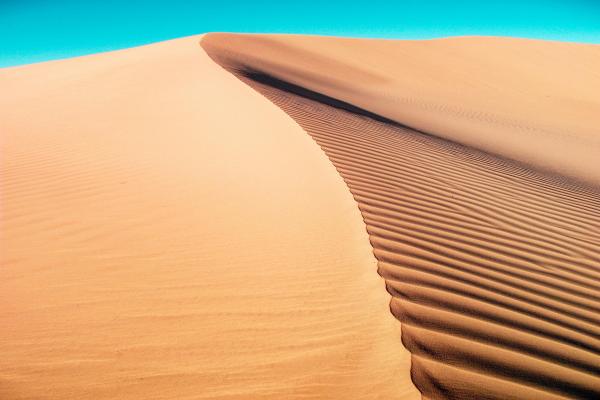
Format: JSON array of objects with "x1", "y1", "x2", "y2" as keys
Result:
[
  {"x1": 0, "y1": 36, "x2": 417, "y2": 399},
  {"x1": 202, "y1": 34, "x2": 600, "y2": 399},
  {"x1": 2, "y1": 31, "x2": 599, "y2": 400}
]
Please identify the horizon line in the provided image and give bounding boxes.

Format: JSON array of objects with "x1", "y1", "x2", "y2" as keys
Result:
[{"x1": 3, "y1": 31, "x2": 599, "y2": 70}]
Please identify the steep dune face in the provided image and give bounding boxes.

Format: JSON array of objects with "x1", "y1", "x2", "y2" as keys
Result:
[
  {"x1": 0, "y1": 36, "x2": 418, "y2": 399},
  {"x1": 201, "y1": 33, "x2": 600, "y2": 187},
  {"x1": 202, "y1": 34, "x2": 600, "y2": 399}
]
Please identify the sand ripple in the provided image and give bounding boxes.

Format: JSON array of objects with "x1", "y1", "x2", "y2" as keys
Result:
[{"x1": 203, "y1": 38, "x2": 600, "y2": 399}]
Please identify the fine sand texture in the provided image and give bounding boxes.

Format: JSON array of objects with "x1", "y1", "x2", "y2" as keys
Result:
[
  {"x1": 0, "y1": 36, "x2": 418, "y2": 399},
  {"x1": 2, "y1": 31, "x2": 600, "y2": 400},
  {"x1": 202, "y1": 33, "x2": 600, "y2": 399},
  {"x1": 201, "y1": 33, "x2": 600, "y2": 187}
]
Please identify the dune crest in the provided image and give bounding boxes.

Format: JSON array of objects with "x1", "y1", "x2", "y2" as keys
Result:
[
  {"x1": 202, "y1": 33, "x2": 600, "y2": 400},
  {"x1": 201, "y1": 33, "x2": 600, "y2": 187}
]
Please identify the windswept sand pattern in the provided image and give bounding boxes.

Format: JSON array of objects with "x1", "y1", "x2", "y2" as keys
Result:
[{"x1": 203, "y1": 49, "x2": 600, "y2": 399}]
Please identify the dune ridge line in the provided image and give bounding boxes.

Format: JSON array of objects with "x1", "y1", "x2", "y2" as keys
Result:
[
  {"x1": 201, "y1": 33, "x2": 600, "y2": 400},
  {"x1": 201, "y1": 32, "x2": 600, "y2": 188}
]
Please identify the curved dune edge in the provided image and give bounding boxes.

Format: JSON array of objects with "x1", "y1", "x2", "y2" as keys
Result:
[
  {"x1": 200, "y1": 33, "x2": 600, "y2": 188},
  {"x1": 201, "y1": 34, "x2": 600, "y2": 399},
  {"x1": 0, "y1": 36, "x2": 418, "y2": 399}
]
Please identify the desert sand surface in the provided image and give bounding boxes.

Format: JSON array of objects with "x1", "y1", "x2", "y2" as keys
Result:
[
  {"x1": 2, "y1": 31, "x2": 600, "y2": 400},
  {"x1": 202, "y1": 33, "x2": 600, "y2": 187},
  {"x1": 202, "y1": 33, "x2": 600, "y2": 399},
  {"x1": 0, "y1": 36, "x2": 417, "y2": 399}
]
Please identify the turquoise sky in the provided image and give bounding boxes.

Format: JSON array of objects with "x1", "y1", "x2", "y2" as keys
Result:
[{"x1": 2, "y1": 0, "x2": 599, "y2": 67}]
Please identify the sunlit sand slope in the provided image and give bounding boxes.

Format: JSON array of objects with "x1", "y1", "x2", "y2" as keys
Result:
[
  {"x1": 203, "y1": 33, "x2": 600, "y2": 400},
  {"x1": 0, "y1": 36, "x2": 418, "y2": 399},
  {"x1": 202, "y1": 33, "x2": 600, "y2": 187}
]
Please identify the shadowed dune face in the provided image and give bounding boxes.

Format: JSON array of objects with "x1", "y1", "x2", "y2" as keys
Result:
[
  {"x1": 201, "y1": 33, "x2": 600, "y2": 187},
  {"x1": 202, "y1": 34, "x2": 600, "y2": 400},
  {"x1": 0, "y1": 36, "x2": 419, "y2": 399}
]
